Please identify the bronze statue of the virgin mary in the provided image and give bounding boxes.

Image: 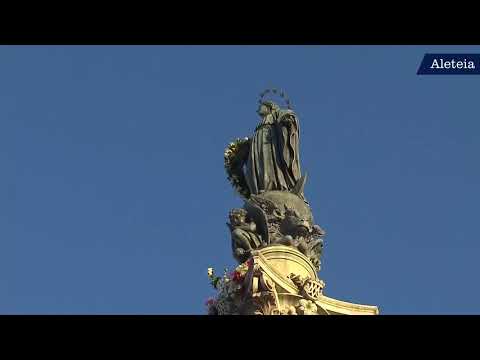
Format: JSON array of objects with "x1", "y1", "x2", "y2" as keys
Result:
[
  {"x1": 224, "y1": 89, "x2": 324, "y2": 270},
  {"x1": 224, "y1": 89, "x2": 306, "y2": 201},
  {"x1": 245, "y1": 99, "x2": 304, "y2": 198}
]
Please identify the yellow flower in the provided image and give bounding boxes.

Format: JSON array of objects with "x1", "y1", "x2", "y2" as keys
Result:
[{"x1": 207, "y1": 268, "x2": 214, "y2": 278}]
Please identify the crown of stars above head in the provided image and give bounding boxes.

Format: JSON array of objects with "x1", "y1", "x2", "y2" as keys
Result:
[{"x1": 259, "y1": 88, "x2": 292, "y2": 110}]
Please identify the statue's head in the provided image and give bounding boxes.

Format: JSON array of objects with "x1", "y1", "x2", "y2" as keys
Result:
[
  {"x1": 229, "y1": 208, "x2": 248, "y2": 226},
  {"x1": 257, "y1": 101, "x2": 280, "y2": 117},
  {"x1": 258, "y1": 89, "x2": 292, "y2": 115}
]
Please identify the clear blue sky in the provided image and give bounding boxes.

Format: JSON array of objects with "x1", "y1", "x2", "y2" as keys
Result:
[{"x1": 1, "y1": 45, "x2": 479, "y2": 314}]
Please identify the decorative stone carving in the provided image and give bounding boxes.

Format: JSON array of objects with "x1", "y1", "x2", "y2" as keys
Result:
[
  {"x1": 227, "y1": 190, "x2": 326, "y2": 271},
  {"x1": 296, "y1": 299, "x2": 318, "y2": 315},
  {"x1": 288, "y1": 273, "x2": 325, "y2": 301},
  {"x1": 207, "y1": 245, "x2": 378, "y2": 315}
]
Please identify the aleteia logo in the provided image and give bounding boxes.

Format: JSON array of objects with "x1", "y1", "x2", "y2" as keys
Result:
[{"x1": 417, "y1": 54, "x2": 480, "y2": 75}]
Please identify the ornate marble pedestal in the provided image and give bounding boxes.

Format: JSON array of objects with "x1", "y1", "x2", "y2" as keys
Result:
[{"x1": 207, "y1": 245, "x2": 378, "y2": 315}]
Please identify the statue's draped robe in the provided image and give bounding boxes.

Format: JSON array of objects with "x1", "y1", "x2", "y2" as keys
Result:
[{"x1": 245, "y1": 110, "x2": 302, "y2": 196}]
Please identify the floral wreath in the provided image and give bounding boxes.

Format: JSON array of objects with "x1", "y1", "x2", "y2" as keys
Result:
[{"x1": 224, "y1": 137, "x2": 251, "y2": 199}]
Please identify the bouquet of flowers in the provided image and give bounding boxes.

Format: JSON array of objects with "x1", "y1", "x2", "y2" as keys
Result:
[{"x1": 205, "y1": 261, "x2": 250, "y2": 315}]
